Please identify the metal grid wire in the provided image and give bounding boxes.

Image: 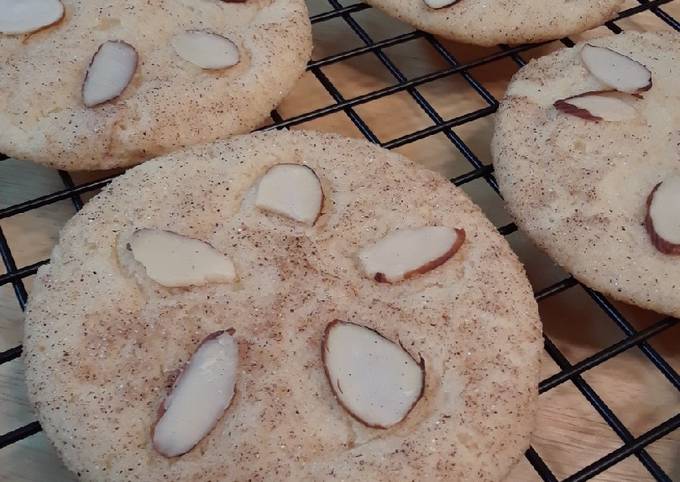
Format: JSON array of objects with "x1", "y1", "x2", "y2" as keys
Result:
[{"x1": 0, "y1": 1, "x2": 679, "y2": 480}]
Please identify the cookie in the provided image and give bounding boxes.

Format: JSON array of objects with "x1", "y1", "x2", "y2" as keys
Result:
[
  {"x1": 363, "y1": 0, "x2": 622, "y2": 46},
  {"x1": 0, "y1": 0, "x2": 311, "y2": 170},
  {"x1": 24, "y1": 130, "x2": 542, "y2": 481},
  {"x1": 492, "y1": 32, "x2": 680, "y2": 317}
]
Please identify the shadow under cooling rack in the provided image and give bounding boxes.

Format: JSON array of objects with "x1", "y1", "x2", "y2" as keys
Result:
[{"x1": 1, "y1": 1, "x2": 679, "y2": 481}]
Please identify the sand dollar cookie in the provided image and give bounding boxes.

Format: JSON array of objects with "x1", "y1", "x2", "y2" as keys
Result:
[
  {"x1": 493, "y1": 32, "x2": 680, "y2": 317},
  {"x1": 24, "y1": 130, "x2": 541, "y2": 481},
  {"x1": 0, "y1": 0, "x2": 311, "y2": 170},
  {"x1": 363, "y1": 0, "x2": 622, "y2": 46}
]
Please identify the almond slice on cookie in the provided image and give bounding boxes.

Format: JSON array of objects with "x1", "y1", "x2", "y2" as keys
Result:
[
  {"x1": 82, "y1": 40, "x2": 138, "y2": 107},
  {"x1": 322, "y1": 320, "x2": 425, "y2": 429},
  {"x1": 128, "y1": 229, "x2": 236, "y2": 287},
  {"x1": 554, "y1": 91, "x2": 638, "y2": 122},
  {"x1": 423, "y1": 0, "x2": 460, "y2": 9},
  {"x1": 580, "y1": 44, "x2": 652, "y2": 94},
  {"x1": 171, "y1": 30, "x2": 240, "y2": 70},
  {"x1": 153, "y1": 330, "x2": 239, "y2": 457},
  {"x1": 0, "y1": 0, "x2": 64, "y2": 35},
  {"x1": 645, "y1": 176, "x2": 680, "y2": 255},
  {"x1": 255, "y1": 164, "x2": 323, "y2": 225},
  {"x1": 358, "y1": 226, "x2": 465, "y2": 283}
]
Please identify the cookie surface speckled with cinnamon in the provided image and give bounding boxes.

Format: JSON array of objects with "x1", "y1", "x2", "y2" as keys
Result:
[
  {"x1": 493, "y1": 32, "x2": 680, "y2": 317},
  {"x1": 0, "y1": 0, "x2": 311, "y2": 170},
  {"x1": 363, "y1": 0, "x2": 622, "y2": 46},
  {"x1": 24, "y1": 130, "x2": 541, "y2": 481}
]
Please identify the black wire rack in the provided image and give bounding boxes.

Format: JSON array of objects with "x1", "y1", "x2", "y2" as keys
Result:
[{"x1": 1, "y1": 1, "x2": 679, "y2": 481}]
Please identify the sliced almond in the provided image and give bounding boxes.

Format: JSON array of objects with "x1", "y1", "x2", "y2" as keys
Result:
[
  {"x1": 423, "y1": 0, "x2": 460, "y2": 9},
  {"x1": 153, "y1": 330, "x2": 238, "y2": 457},
  {"x1": 0, "y1": 0, "x2": 64, "y2": 35},
  {"x1": 82, "y1": 40, "x2": 138, "y2": 108},
  {"x1": 171, "y1": 30, "x2": 240, "y2": 70},
  {"x1": 645, "y1": 176, "x2": 680, "y2": 255},
  {"x1": 358, "y1": 226, "x2": 465, "y2": 283},
  {"x1": 128, "y1": 229, "x2": 236, "y2": 287},
  {"x1": 255, "y1": 164, "x2": 323, "y2": 225},
  {"x1": 554, "y1": 91, "x2": 638, "y2": 122},
  {"x1": 322, "y1": 320, "x2": 424, "y2": 429},
  {"x1": 580, "y1": 44, "x2": 652, "y2": 94}
]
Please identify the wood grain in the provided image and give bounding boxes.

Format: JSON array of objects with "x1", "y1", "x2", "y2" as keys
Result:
[{"x1": 0, "y1": 1, "x2": 678, "y2": 481}]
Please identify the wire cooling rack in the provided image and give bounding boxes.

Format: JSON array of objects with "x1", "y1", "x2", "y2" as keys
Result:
[{"x1": 0, "y1": 1, "x2": 679, "y2": 481}]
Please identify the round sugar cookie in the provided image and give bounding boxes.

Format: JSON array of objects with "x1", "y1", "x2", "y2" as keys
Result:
[
  {"x1": 363, "y1": 0, "x2": 622, "y2": 47},
  {"x1": 492, "y1": 32, "x2": 680, "y2": 317},
  {"x1": 0, "y1": 0, "x2": 311, "y2": 170},
  {"x1": 24, "y1": 130, "x2": 541, "y2": 481}
]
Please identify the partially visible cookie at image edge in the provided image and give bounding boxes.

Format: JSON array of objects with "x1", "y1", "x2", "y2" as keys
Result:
[
  {"x1": 493, "y1": 31, "x2": 680, "y2": 317},
  {"x1": 363, "y1": 0, "x2": 623, "y2": 46},
  {"x1": 0, "y1": 0, "x2": 312, "y2": 170}
]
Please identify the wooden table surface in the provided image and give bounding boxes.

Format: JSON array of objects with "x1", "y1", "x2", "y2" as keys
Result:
[{"x1": 1, "y1": 1, "x2": 678, "y2": 481}]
